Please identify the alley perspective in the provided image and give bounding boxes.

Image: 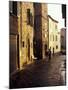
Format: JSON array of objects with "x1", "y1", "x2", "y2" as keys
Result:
[{"x1": 9, "y1": 1, "x2": 66, "y2": 89}]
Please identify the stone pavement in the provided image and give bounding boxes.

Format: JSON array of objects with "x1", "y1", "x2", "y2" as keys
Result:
[{"x1": 10, "y1": 54, "x2": 66, "y2": 89}]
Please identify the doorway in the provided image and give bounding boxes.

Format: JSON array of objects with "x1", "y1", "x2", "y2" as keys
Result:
[
  {"x1": 10, "y1": 34, "x2": 19, "y2": 74},
  {"x1": 45, "y1": 44, "x2": 47, "y2": 56},
  {"x1": 27, "y1": 39, "x2": 30, "y2": 60}
]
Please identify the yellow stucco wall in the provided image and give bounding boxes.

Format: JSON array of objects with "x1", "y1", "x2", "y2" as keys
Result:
[{"x1": 48, "y1": 16, "x2": 60, "y2": 53}]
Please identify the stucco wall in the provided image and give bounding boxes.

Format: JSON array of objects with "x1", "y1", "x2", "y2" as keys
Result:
[{"x1": 48, "y1": 16, "x2": 60, "y2": 53}]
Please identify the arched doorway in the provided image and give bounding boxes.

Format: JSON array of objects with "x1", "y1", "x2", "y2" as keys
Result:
[{"x1": 27, "y1": 38, "x2": 30, "y2": 60}]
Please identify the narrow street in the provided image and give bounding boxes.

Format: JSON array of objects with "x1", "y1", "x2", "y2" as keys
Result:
[{"x1": 10, "y1": 54, "x2": 66, "y2": 89}]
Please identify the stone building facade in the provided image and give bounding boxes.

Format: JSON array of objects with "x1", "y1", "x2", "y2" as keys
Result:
[
  {"x1": 61, "y1": 28, "x2": 66, "y2": 50},
  {"x1": 9, "y1": 1, "x2": 48, "y2": 74},
  {"x1": 9, "y1": 1, "x2": 34, "y2": 74},
  {"x1": 9, "y1": 2, "x2": 19, "y2": 74},
  {"x1": 18, "y1": 2, "x2": 34, "y2": 69},
  {"x1": 48, "y1": 15, "x2": 60, "y2": 53},
  {"x1": 41, "y1": 4, "x2": 48, "y2": 58},
  {"x1": 33, "y1": 3, "x2": 48, "y2": 59}
]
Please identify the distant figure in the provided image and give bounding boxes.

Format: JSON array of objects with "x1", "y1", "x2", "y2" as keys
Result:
[
  {"x1": 48, "y1": 48, "x2": 51, "y2": 60},
  {"x1": 53, "y1": 47, "x2": 54, "y2": 56}
]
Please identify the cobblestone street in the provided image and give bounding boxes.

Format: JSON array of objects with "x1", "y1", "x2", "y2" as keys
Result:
[{"x1": 10, "y1": 54, "x2": 66, "y2": 89}]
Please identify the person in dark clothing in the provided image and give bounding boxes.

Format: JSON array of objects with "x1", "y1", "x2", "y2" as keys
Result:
[
  {"x1": 48, "y1": 48, "x2": 51, "y2": 60},
  {"x1": 53, "y1": 47, "x2": 54, "y2": 56}
]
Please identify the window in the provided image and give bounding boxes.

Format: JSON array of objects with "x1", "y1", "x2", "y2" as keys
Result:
[
  {"x1": 9, "y1": 1, "x2": 17, "y2": 16},
  {"x1": 27, "y1": 9, "x2": 31, "y2": 24},
  {"x1": 56, "y1": 45, "x2": 58, "y2": 49},
  {"x1": 27, "y1": 9, "x2": 33, "y2": 26},
  {"x1": 13, "y1": 2, "x2": 17, "y2": 16},
  {"x1": 55, "y1": 25, "x2": 57, "y2": 29},
  {"x1": 22, "y1": 41, "x2": 24, "y2": 47},
  {"x1": 56, "y1": 35, "x2": 57, "y2": 41},
  {"x1": 30, "y1": 13, "x2": 33, "y2": 26},
  {"x1": 53, "y1": 35, "x2": 54, "y2": 41}
]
